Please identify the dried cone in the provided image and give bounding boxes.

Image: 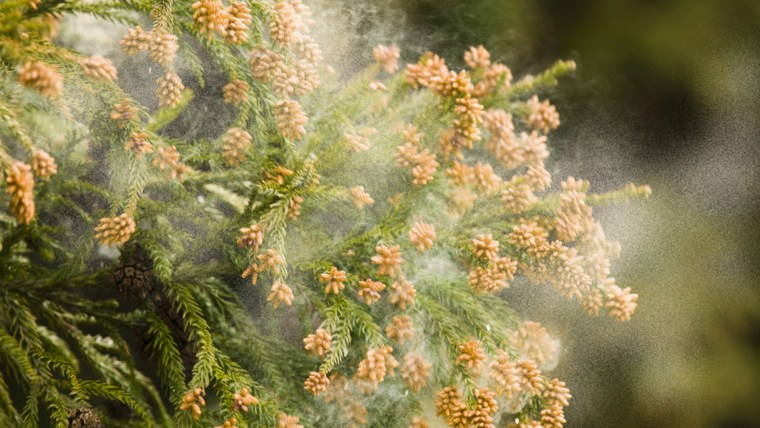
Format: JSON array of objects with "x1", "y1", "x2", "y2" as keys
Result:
[
  {"x1": 243, "y1": 257, "x2": 267, "y2": 283},
  {"x1": 349, "y1": 186, "x2": 374, "y2": 209},
  {"x1": 464, "y1": 45, "x2": 491, "y2": 69},
  {"x1": 179, "y1": 388, "x2": 206, "y2": 420},
  {"x1": 232, "y1": 387, "x2": 259, "y2": 412},
  {"x1": 267, "y1": 280, "x2": 294, "y2": 308},
  {"x1": 436, "y1": 129, "x2": 466, "y2": 162},
  {"x1": 389, "y1": 276, "x2": 416, "y2": 310},
  {"x1": 470, "y1": 388, "x2": 499, "y2": 428},
  {"x1": 468, "y1": 263, "x2": 512, "y2": 294},
  {"x1": 385, "y1": 315, "x2": 414, "y2": 344},
  {"x1": 355, "y1": 346, "x2": 398, "y2": 391},
  {"x1": 274, "y1": 100, "x2": 308, "y2": 140},
  {"x1": 223, "y1": 79, "x2": 249, "y2": 107},
  {"x1": 405, "y1": 51, "x2": 448, "y2": 90},
  {"x1": 153, "y1": 146, "x2": 190, "y2": 179},
  {"x1": 111, "y1": 99, "x2": 138, "y2": 126},
  {"x1": 483, "y1": 109, "x2": 519, "y2": 166},
  {"x1": 516, "y1": 419, "x2": 544, "y2": 428},
  {"x1": 249, "y1": 48, "x2": 283, "y2": 82},
  {"x1": 31, "y1": 150, "x2": 57, "y2": 180},
  {"x1": 526, "y1": 164, "x2": 552, "y2": 192},
  {"x1": 396, "y1": 142, "x2": 420, "y2": 166},
  {"x1": 510, "y1": 321, "x2": 558, "y2": 367},
  {"x1": 581, "y1": 288, "x2": 603, "y2": 316},
  {"x1": 482, "y1": 108, "x2": 511, "y2": 139},
  {"x1": 408, "y1": 416, "x2": 429, "y2": 428},
  {"x1": 526, "y1": 95, "x2": 560, "y2": 134},
  {"x1": 358, "y1": 279, "x2": 385, "y2": 305},
  {"x1": 270, "y1": 59, "x2": 302, "y2": 98},
  {"x1": 257, "y1": 249, "x2": 284, "y2": 273},
  {"x1": 345, "y1": 133, "x2": 371, "y2": 152},
  {"x1": 270, "y1": 2, "x2": 297, "y2": 47},
  {"x1": 472, "y1": 233, "x2": 500, "y2": 261},
  {"x1": 540, "y1": 405, "x2": 567, "y2": 428},
  {"x1": 397, "y1": 139, "x2": 423, "y2": 165},
  {"x1": 290, "y1": 0, "x2": 315, "y2": 31},
  {"x1": 429, "y1": 71, "x2": 471, "y2": 102},
  {"x1": 408, "y1": 222, "x2": 435, "y2": 252},
  {"x1": 192, "y1": 0, "x2": 229, "y2": 37},
  {"x1": 454, "y1": 95, "x2": 484, "y2": 144},
  {"x1": 543, "y1": 378, "x2": 572, "y2": 408},
  {"x1": 295, "y1": 35, "x2": 322, "y2": 64},
  {"x1": 67, "y1": 407, "x2": 103, "y2": 428},
  {"x1": 411, "y1": 149, "x2": 439, "y2": 186},
  {"x1": 214, "y1": 417, "x2": 238, "y2": 428},
  {"x1": 277, "y1": 412, "x2": 303, "y2": 428},
  {"x1": 224, "y1": 1, "x2": 252, "y2": 45},
  {"x1": 373, "y1": 44, "x2": 400, "y2": 73},
  {"x1": 264, "y1": 165, "x2": 294, "y2": 185},
  {"x1": 120, "y1": 26, "x2": 149, "y2": 55},
  {"x1": 296, "y1": 65, "x2": 321, "y2": 95},
  {"x1": 471, "y1": 162, "x2": 501, "y2": 193},
  {"x1": 456, "y1": 339, "x2": 485, "y2": 373},
  {"x1": 237, "y1": 224, "x2": 264, "y2": 251},
  {"x1": 292, "y1": 60, "x2": 319, "y2": 95},
  {"x1": 516, "y1": 360, "x2": 544, "y2": 395},
  {"x1": 320, "y1": 266, "x2": 347, "y2": 294},
  {"x1": 473, "y1": 63, "x2": 512, "y2": 98},
  {"x1": 286, "y1": 195, "x2": 304, "y2": 220},
  {"x1": 400, "y1": 353, "x2": 431, "y2": 392},
  {"x1": 400, "y1": 123, "x2": 425, "y2": 145},
  {"x1": 434, "y1": 386, "x2": 467, "y2": 427},
  {"x1": 149, "y1": 32, "x2": 179, "y2": 67},
  {"x1": 18, "y1": 61, "x2": 63, "y2": 98},
  {"x1": 94, "y1": 213, "x2": 136, "y2": 246},
  {"x1": 156, "y1": 72, "x2": 184, "y2": 109},
  {"x1": 112, "y1": 245, "x2": 153, "y2": 299},
  {"x1": 489, "y1": 350, "x2": 521, "y2": 398},
  {"x1": 503, "y1": 183, "x2": 536, "y2": 214},
  {"x1": 125, "y1": 132, "x2": 154, "y2": 157},
  {"x1": 79, "y1": 55, "x2": 118, "y2": 81},
  {"x1": 508, "y1": 222, "x2": 550, "y2": 258},
  {"x1": 521, "y1": 131, "x2": 549, "y2": 166},
  {"x1": 222, "y1": 128, "x2": 252, "y2": 167},
  {"x1": 303, "y1": 328, "x2": 331, "y2": 359},
  {"x1": 604, "y1": 284, "x2": 638, "y2": 321},
  {"x1": 303, "y1": 371, "x2": 329, "y2": 396},
  {"x1": 445, "y1": 160, "x2": 473, "y2": 186},
  {"x1": 5, "y1": 162, "x2": 35, "y2": 224},
  {"x1": 371, "y1": 244, "x2": 404, "y2": 277}
]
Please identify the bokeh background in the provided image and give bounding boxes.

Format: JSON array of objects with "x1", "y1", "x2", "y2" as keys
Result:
[{"x1": 310, "y1": 1, "x2": 760, "y2": 427}]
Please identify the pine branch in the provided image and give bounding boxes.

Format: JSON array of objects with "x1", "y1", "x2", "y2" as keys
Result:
[
  {"x1": 21, "y1": 386, "x2": 41, "y2": 428},
  {"x1": 0, "y1": 372, "x2": 20, "y2": 423},
  {"x1": 51, "y1": 1, "x2": 139, "y2": 26},
  {"x1": 145, "y1": 311, "x2": 187, "y2": 404},
  {"x1": 0, "y1": 325, "x2": 41, "y2": 387},
  {"x1": 43, "y1": 388, "x2": 69, "y2": 428},
  {"x1": 147, "y1": 89, "x2": 194, "y2": 133},
  {"x1": 78, "y1": 380, "x2": 157, "y2": 427},
  {"x1": 320, "y1": 295, "x2": 385, "y2": 373},
  {"x1": 164, "y1": 281, "x2": 218, "y2": 389}
]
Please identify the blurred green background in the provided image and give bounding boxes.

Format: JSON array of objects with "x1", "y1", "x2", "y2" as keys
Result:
[{"x1": 314, "y1": 0, "x2": 760, "y2": 426}]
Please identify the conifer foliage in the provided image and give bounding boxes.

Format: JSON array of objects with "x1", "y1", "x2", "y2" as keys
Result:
[{"x1": 0, "y1": 1, "x2": 650, "y2": 427}]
